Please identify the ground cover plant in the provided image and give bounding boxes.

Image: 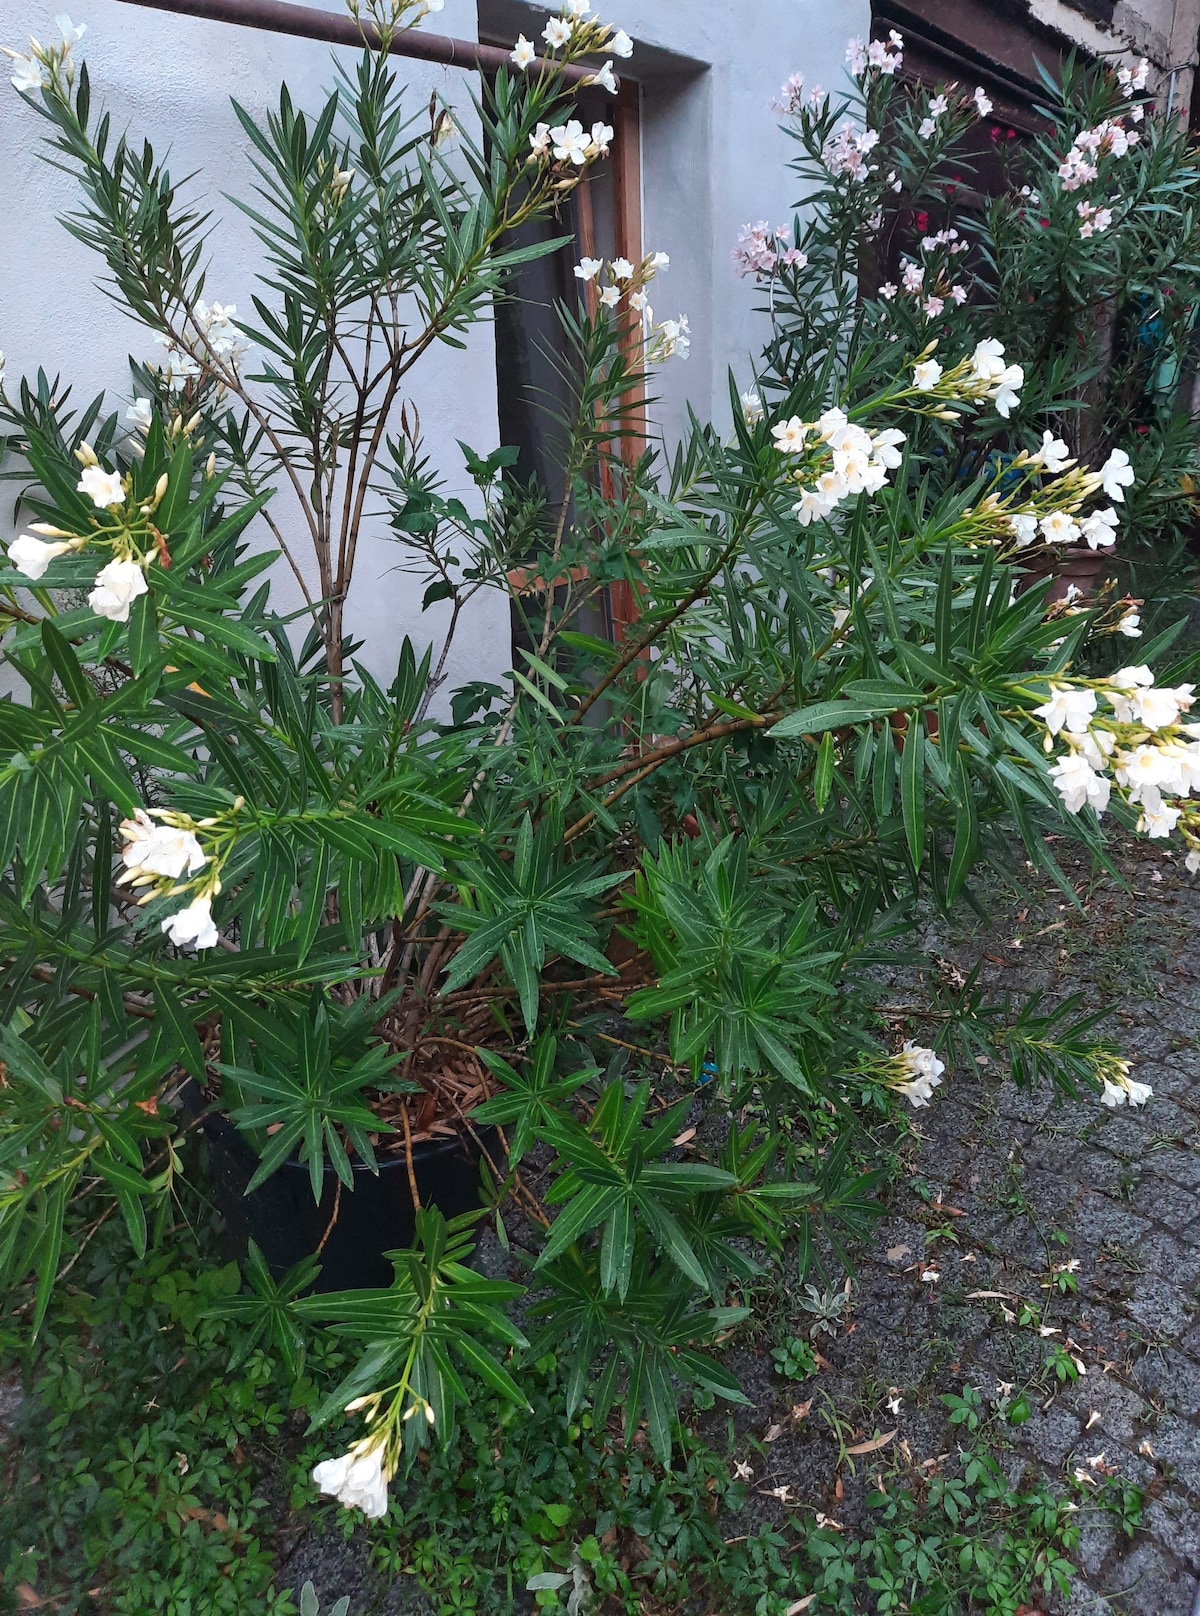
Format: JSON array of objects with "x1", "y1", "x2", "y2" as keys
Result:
[
  {"x1": 1, "y1": 0, "x2": 1199, "y2": 1587},
  {"x1": 0, "y1": 1213, "x2": 1145, "y2": 1616}
]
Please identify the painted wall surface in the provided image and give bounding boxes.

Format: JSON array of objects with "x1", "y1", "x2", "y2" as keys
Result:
[
  {"x1": 0, "y1": 0, "x2": 869, "y2": 683},
  {"x1": 0, "y1": 0, "x2": 512, "y2": 692},
  {"x1": 1030, "y1": 0, "x2": 1200, "y2": 110},
  {"x1": 481, "y1": 0, "x2": 870, "y2": 442}
]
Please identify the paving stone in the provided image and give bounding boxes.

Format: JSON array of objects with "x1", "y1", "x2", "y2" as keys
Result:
[
  {"x1": 1097, "y1": 1539, "x2": 1195, "y2": 1614},
  {"x1": 1143, "y1": 1496, "x2": 1200, "y2": 1570},
  {"x1": 1151, "y1": 1149, "x2": 1200, "y2": 1191},
  {"x1": 1020, "y1": 1402, "x2": 1088, "y2": 1469},
  {"x1": 1078, "y1": 1514, "x2": 1122, "y2": 1578},
  {"x1": 1126, "y1": 1276, "x2": 1196, "y2": 1338}
]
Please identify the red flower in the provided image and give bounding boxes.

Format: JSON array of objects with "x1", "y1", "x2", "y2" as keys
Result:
[{"x1": 915, "y1": 210, "x2": 929, "y2": 232}]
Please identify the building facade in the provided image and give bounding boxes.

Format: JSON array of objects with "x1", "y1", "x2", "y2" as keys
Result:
[{"x1": 0, "y1": 0, "x2": 1195, "y2": 680}]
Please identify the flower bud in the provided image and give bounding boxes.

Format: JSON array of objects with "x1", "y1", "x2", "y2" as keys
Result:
[
  {"x1": 154, "y1": 472, "x2": 170, "y2": 506},
  {"x1": 205, "y1": 453, "x2": 217, "y2": 478},
  {"x1": 74, "y1": 441, "x2": 99, "y2": 467},
  {"x1": 185, "y1": 412, "x2": 201, "y2": 435}
]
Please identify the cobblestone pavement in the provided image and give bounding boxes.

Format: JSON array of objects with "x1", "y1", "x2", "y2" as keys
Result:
[{"x1": 726, "y1": 835, "x2": 1200, "y2": 1615}]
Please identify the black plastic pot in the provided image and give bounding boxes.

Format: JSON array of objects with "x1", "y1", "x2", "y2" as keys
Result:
[{"x1": 196, "y1": 1102, "x2": 494, "y2": 1291}]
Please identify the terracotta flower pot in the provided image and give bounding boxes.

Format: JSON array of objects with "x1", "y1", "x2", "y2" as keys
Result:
[{"x1": 1018, "y1": 547, "x2": 1113, "y2": 604}]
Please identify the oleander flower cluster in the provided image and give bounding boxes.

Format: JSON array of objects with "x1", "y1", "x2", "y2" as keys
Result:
[
  {"x1": 529, "y1": 115, "x2": 612, "y2": 166},
  {"x1": 733, "y1": 221, "x2": 808, "y2": 279},
  {"x1": 118, "y1": 805, "x2": 230, "y2": 950},
  {"x1": 511, "y1": 3, "x2": 632, "y2": 92},
  {"x1": 822, "y1": 122, "x2": 881, "y2": 184},
  {"x1": 772, "y1": 72, "x2": 826, "y2": 118},
  {"x1": 1057, "y1": 114, "x2": 1141, "y2": 192},
  {"x1": 954, "y1": 433, "x2": 1134, "y2": 557},
  {"x1": 1095, "y1": 1052, "x2": 1152, "y2": 1108},
  {"x1": 154, "y1": 298, "x2": 251, "y2": 390},
  {"x1": 1033, "y1": 666, "x2": 1200, "y2": 852},
  {"x1": 571, "y1": 249, "x2": 686, "y2": 358},
  {"x1": 845, "y1": 31, "x2": 904, "y2": 79},
  {"x1": 770, "y1": 408, "x2": 906, "y2": 527},
  {"x1": 4, "y1": 12, "x2": 85, "y2": 94},
  {"x1": 345, "y1": 0, "x2": 444, "y2": 37},
  {"x1": 913, "y1": 84, "x2": 993, "y2": 141},
  {"x1": 312, "y1": 1432, "x2": 394, "y2": 1519},
  {"x1": 885, "y1": 1042, "x2": 945, "y2": 1108},
  {"x1": 312, "y1": 1388, "x2": 434, "y2": 1519},
  {"x1": 908, "y1": 337, "x2": 1025, "y2": 420},
  {"x1": 1, "y1": 430, "x2": 203, "y2": 621}
]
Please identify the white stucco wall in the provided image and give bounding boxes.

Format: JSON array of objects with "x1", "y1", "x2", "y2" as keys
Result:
[
  {"x1": 1, "y1": 0, "x2": 868, "y2": 682},
  {"x1": 482, "y1": 0, "x2": 870, "y2": 440},
  {"x1": 0, "y1": 0, "x2": 513, "y2": 691}
]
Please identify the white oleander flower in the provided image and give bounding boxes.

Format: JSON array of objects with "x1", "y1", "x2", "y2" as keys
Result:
[
  {"x1": 588, "y1": 60, "x2": 618, "y2": 94},
  {"x1": 1008, "y1": 511, "x2": 1038, "y2": 546},
  {"x1": 587, "y1": 120, "x2": 613, "y2": 156},
  {"x1": 971, "y1": 338, "x2": 1007, "y2": 382},
  {"x1": 1186, "y1": 850, "x2": 1200, "y2": 874},
  {"x1": 1040, "y1": 510, "x2": 1081, "y2": 546},
  {"x1": 510, "y1": 34, "x2": 536, "y2": 68},
  {"x1": 1140, "y1": 683, "x2": 1194, "y2": 730},
  {"x1": 162, "y1": 893, "x2": 220, "y2": 950},
  {"x1": 610, "y1": 257, "x2": 634, "y2": 280},
  {"x1": 119, "y1": 810, "x2": 207, "y2": 880},
  {"x1": 845, "y1": 37, "x2": 868, "y2": 76},
  {"x1": 542, "y1": 17, "x2": 572, "y2": 49},
  {"x1": 771, "y1": 416, "x2": 809, "y2": 455},
  {"x1": 9, "y1": 52, "x2": 47, "y2": 92},
  {"x1": 126, "y1": 397, "x2": 154, "y2": 432},
  {"x1": 77, "y1": 465, "x2": 125, "y2": 509},
  {"x1": 1035, "y1": 684, "x2": 1097, "y2": 736},
  {"x1": 649, "y1": 251, "x2": 670, "y2": 273},
  {"x1": 549, "y1": 119, "x2": 590, "y2": 164},
  {"x1": 1032, "y1": 432, "x2": 1072, "y2": 473},
  {"x1": 1050, "y1": 752, "x2": 1110, "y2": 815},
  {"x1": 88, "y1": 557, "x2": 148, "y2": 623},
  {"x1": 918, "y1": 117, "x2": 937, "y2": 140},
  {"x1": 153, "y1": 339, "x2": 203, "y2": 388},
  {"x1": 529, "y1": 122, "x2": 551, "y2": 156},
  {"x1": 794, "y1": 489, "x2": 832, "y2": 526},
  {"x1": 599, "y1": 284, "x2": 620, "y2": 308},
  {"x1": 562, "y1": 0, "x2": 590, "y2": 15},
  {"x1": 610, "y1": 28, "x2": 633, "y2": 58},
  {"x1": 993, "y1": 364, "x2": 1024, "y2": 418},
  {"x1": 7, "y1": 534, "x2": 72, "y2": 579},
  {"x1": 1080, "y1": 507, "x2": 1119, "y2": 549},
  {"x1": 973, "y1": 86, "x2": 993, "y2": 117},
  {"x1": 1100, "y1": 447, "x2": 1135, "y2": 502},
  {"x1": 1117, "y1": 609, "x2": 1142, "y2": 637},
  {"x1": 741, "y1": 390, "x2": 764, "y2": 424},
  {"x1": 312, "y1": 1437, "x2": 392, "y2": 1519},
  {"x1": 573, "y1": 256, "x2": 603, "y2": 282},
  {"x1": 650, "y1": 315, "x2": 690, "y2": 361},
  {"x1": 913, "y1": 359, "x2": 942, "y2": 390},
  {"x1": 871, "y1": 428, "x2": 906, "y2": 469}
]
